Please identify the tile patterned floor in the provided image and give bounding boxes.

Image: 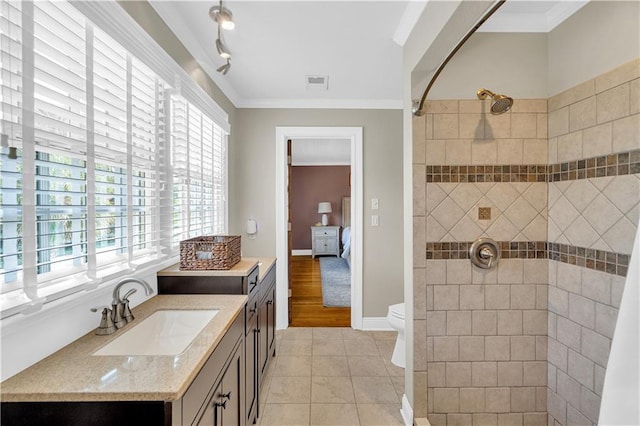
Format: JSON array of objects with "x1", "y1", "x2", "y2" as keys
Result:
[{"x1": 257, "y1": 327, "x2": 405, "y2": 426}]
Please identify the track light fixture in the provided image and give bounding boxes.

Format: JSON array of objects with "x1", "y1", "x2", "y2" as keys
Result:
[
  {"x1": 211, "y1": 0, "x2": 234, "y2": 74},
  {"x1": 217, "y1": 60, "x2": 231, "y2": 75},
  {"x1": 209, "y1": 4, "x2": 235, "y2": 30}
]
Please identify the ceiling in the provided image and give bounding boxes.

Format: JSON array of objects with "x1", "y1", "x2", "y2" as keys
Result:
[{"x1": 149, "y1": 0, "x2": 588, "y2": 110}]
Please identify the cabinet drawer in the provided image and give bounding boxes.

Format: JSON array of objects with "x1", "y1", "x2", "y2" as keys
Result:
[{"x1": 313, "y1": 228, "x2": 338, "y2": 237}]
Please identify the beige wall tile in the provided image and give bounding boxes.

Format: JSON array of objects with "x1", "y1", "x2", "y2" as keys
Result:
[
  {"x1": 485, "y1": 388, "x2": 510, "y2": 413},
  {"x1": 535, "y1": 336, "x2": 547, "y2": 361},
  {"x1": 511, "y1": 285, "x2": 537, "y2": 310},
  {"x1": 447, "y1": 259, "x2": 472, "y2": 284},
  {"x1": 428, "y1": 362, "x2": 446, "y2": 387},
  {"x1": 631, "y1": 78, "x2": 640, "y2": 115},
  {"x1": 485, "y1": 114, "x2": 511, "y2": 139},
  {"x1": 595, "y1": 58, "x2": 640, "y2": 93},
  {"x1": 473, "y1": 310, "x2": 497, "y2": 336},
  {"x1": 427, "y1": 311, "x2": 446, "y2": 336},
  {"x1": 446, "y1": 139, "x2": 472, "y2": 165},
  {"x1": 414, "y1": 115, "x2": 426, "y2": 153},
  {"x1": 433, "y1": 387, "x2": 459, "y2": 413},
  {"x1": 536, "y1": 113, "x2": 548, "y2": 139},
  {"x1": 433, "y1": 336, "x2": 459, "y2": 361},
  {"x1": 413, "y1": 165, "x2": 426, "y2": 216},
  {"x1": 548, "y1": 137, "x2": 558, "y2": 164},
  {"x1": 549, "y1": 79, "x2": 595, "y2": 112},
  {"x1": 524, "y1": 259, "x2": 548, "y2": 284},
  {"x1": 582, "y1": 122, "x2": 613, "y2": 158},
  {"x1": 415, "y1": 319, "x2": 428, "y2": 370},
  {"x1": 425, "y1": 216, "x2": 447, "y2": 243},
  {"x1": 548, "y1": 107, "x2": 569, "y2": 138},
  {"x1": 523, "y1": 362, "x2": 547, "y2": 387},
  {"x1": 460, "y1": 285, "x2": 485, "y2": 310},
  {"x1": 612, "y1": 113, "x2": 640, "y2": 152},
  {"x1": 434, "y1": 114, "x2": 459, "y2": 139},
  {"x1": 434, "y1": 286, "x2": 459, "y2": 310},
  {"x1": 425, "y1": 114, "x2": 434, "y2": 140},
  {"x1": 413, "y1": 217, "x2": 426, "y2": 268},
  {"x1": 413, "y1": 372, "x2": 428, "y2": 417},
  {"x1": 460, "y1": 100, "x2": 484, "y2": 114},
  {"x1": 485, "y1": 336, "x2": 510, "y2": 361},
  {"x1": 460, "y1": 114, "x2": 485, "y2": 139},
  {"x1": 523, "y1": 139, "x2": 547, "y2": 164},
  {"x1": 569, "y1": 96, "x2": 597, "y2": 132},
  {"x1": 498, "y1": 259, "x2": 524, "y2": 284},
  {"x1": 446, "y1": 362, "x2": 472, "y2": 387},
  {"x1": 498, "y1": 361, "x2": 523, "y2": 386},
  {"x1": 472, "y1": 265, "x2": 498, "y2": 285},
  {"x1": 426, "y1": 100, "x2": 459, "y2": 114},
  {"x1": 447, "y1": 311, "x2": 472, "y2": 336},
  {"x1": 459, "y1": 336, "x2": 486, "y2": 361},
  {"x1": 498, "y1": 413, "x2": 522, "y2": 426},
  {"x1": 511, "y1": 113, "x2": 538, "y2": 138},
  {"x1": 523, "y1": 310, "x2": 547, "y2": 335},
  {"x1": 485, "y1": 285, "x2": 510, "y2": 310},
  {"x1": 536, "y1": 285, "x2": 548, "y2": 310},
  {"x1": 511, "y1": 387, "x2": 537, "y2": 412},
  {"x1": 460, "y1": 388, "x2": 486, "y2": 413},
  {"x1": 426, "y1": 139, "x2": 446, "y2": 165},
  {"x1": 511, "y1": 99, "x2": 547, "y2": 114},
  {"x1": 472, "y1": 362, "x2": 498, "y2": 387},
  {"x1": 548, "y1": 338, "x2": 568, "y2": 372},
  {"x1": 473, "y1": 413, "x2": 498, "y2": 426},
  {"x1": 497, "y1": 139, "x2": 523, "y2": 164},
  {"x1": 557, "y1": 131, "x2": 583, "y2": 162},
  {"x1": 597, "y1": 84, "x2": 630, "y2": 124},
  {"x1": 426, "y1": 260, "x2": 447, "y2": 284},
  {"x1": 581, "y1": 328, "x2": 611, "y2": 368},
  {"x1": 497, "y1": 310, "x2": 523, "y2": 335},
  {"x1": 414, "y1": 268, "x2": 427, "y2": 320},
  {"x1": 472, "y1": 140, "x2": 498, "y2": 165},
  {"x1": 510, "y1": 336, "x2": 536, "y2": 360}
]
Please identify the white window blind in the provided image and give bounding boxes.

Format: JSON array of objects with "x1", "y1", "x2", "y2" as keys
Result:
[
  {"x1": 0, "y1": 0, "x2": 229, "y2": 318},
  {"x1": 0, "y1": 0, "x2": 23, "y2": 291}
]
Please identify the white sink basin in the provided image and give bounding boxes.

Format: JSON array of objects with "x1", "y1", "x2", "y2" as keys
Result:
[{"x1": 93, "y1": 310, "x2": 219, "y2": 356}]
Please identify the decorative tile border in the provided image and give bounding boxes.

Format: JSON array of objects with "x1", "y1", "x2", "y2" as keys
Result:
[
  {"x1": 425, "y1": 165, "x2": 547, "y2": 183},
  {"x1": 424, "y1": 149, "x2": 640, "y2": 183},
  {"x1": 548, "y1": 242, "x2": 629, "y2": 277},
  {"x1": 425, "y1": 241, "x2": 629, "y2": 276},
  {"x1": 548, "y1": 149, "x2": 640, "y2": 182}
]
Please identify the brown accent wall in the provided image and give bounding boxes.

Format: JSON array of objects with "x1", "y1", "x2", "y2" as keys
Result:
[{"x1": 291, "y1": 166, "x2": 350, "y2": 250}]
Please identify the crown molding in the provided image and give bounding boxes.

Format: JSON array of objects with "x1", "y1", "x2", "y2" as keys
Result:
[{"x1": 237, "y1": 98, "x2": 403, "y2": 110}]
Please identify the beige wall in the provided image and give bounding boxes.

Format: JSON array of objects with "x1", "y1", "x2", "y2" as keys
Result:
[
  {"x1": 428, "y1": 33, "x2": 548, "y2": 100},
  {"x1": 548, "y1": 1, "x2": 640, "y2": 96},
  {"x1": 232, "y1": 108, "x2": 404, "y2": 317}
]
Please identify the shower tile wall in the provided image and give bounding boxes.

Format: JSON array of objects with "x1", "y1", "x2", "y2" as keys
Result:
[
  {"x1": 546, "y1": 58, "x2": 639, "y2": 426},
  {"x1": 413, "y1": 99, "x2": 549, "y2": 426}
]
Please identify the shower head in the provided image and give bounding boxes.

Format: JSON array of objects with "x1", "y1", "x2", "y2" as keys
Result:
[{"x1": 477, "y1": 88, "x2": 513, "y2": 115}]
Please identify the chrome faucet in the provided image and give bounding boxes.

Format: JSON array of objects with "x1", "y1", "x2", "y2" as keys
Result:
[
  {"x1": 111, "y1": 277, "x2": 153, "y2": 328},
  {"x1": 91, "y1": 277, "x2": 154, "y2": 335}
]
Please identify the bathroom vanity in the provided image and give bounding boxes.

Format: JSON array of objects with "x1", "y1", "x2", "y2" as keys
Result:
[
  {"x1": 157, "y1": 257, "x2": 277, "y2": 425},
  {"x1": 1, "y1": 295, "x2": 247, "y2": 425}
]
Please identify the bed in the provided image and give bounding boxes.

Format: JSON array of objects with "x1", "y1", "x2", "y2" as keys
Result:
[{"x1": 341, "y1": 197, "x2": 351, "y2": 268}]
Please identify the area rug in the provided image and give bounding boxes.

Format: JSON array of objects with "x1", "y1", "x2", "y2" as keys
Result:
[{"x1": 319, "y1": 257, "x2": 351, "y2": 307}]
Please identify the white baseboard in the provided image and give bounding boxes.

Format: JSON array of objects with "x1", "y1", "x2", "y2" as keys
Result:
[
  {"x1": 291, "y1": 249, "x2": 312, "y2": 256},
  {"x1": 401, "y1": 394, "x2": 414, "y2": 426},
  {"x1": 362, "y1": 316, "x2": 393, "y2": 331}
]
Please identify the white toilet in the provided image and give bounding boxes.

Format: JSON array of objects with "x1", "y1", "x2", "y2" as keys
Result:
[{"x1": 387, "y1": 302, "x2": 405, "y2": 368}]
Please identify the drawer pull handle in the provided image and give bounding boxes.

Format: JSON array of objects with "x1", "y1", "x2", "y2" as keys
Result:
[
  {"x1": 249, "y1": 307, "x2": 257, "y2": 314},
  {"x1": 221, "y1": 391, "x2": 232, "y2": 400},
  {"x1": 266, "y1": 300, "x2": 273, "y2": 305},
  {"x1": 215, "y1": 400, "x2": 227, "y2": 409}
]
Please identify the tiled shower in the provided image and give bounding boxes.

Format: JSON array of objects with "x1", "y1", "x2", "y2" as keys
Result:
[{"x1": 412, "y1": 59, "x2": 639, "y2": 426}]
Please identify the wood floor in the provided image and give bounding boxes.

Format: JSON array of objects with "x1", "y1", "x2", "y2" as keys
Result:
[{"x1": 290, "y1": 255, "x2": 351, "y2": 327}]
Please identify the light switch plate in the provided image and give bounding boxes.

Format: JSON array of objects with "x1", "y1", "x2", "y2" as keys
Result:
[
  {"x1": 371, "y1": 215, "x2": 379, "y2": 226},
  {"x1": 372, "y1": 198, "x2": 379, "y2": 210}
]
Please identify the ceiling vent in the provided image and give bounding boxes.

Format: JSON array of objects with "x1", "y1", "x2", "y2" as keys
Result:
[{"x1": 305, "y1": 75, "x2": 329, "y2": 91}]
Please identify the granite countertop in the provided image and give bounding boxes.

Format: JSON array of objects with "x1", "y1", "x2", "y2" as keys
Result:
[
  {"x1": 0, "y1": 294, "x2": 247, "y2": 402},
  {"x1": 158, "y1": 257, "x2": 276, "y2": 283}
]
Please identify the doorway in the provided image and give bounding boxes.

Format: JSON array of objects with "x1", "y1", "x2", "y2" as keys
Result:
[
  {"x1": 289, "y1": 139, "x2": 351, "y2": 327},
  {"x1": 275, "y1": 127, "x2": 363, "y2": 330}
]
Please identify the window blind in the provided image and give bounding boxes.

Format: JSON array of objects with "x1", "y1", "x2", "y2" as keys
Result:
[{"x1": 0, "y1": 0, "x2": 229, "y2": 318}]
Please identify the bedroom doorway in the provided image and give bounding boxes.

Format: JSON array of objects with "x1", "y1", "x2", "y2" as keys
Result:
[
  {"x1": 289, "y1": 139, "x2": 352, "y2": 327},
  {"x1": 275, "y1": 127, "x2": 363, "y2": 330}
]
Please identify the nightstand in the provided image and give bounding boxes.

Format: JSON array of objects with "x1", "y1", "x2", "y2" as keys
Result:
[{"x1": 311, "y1": 226, "x2": 340, "y2": 258}]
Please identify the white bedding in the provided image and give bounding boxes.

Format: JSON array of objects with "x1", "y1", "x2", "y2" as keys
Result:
[{"x1": 341, "y1": 227, "x2": 351, "y2": 267}]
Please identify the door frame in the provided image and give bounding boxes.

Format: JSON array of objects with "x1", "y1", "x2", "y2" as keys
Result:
[{"x1": 275, "y1": 126, "x2": 363, "y2": 330}]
